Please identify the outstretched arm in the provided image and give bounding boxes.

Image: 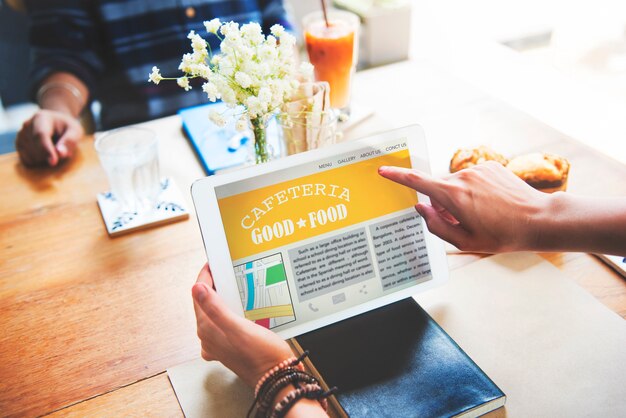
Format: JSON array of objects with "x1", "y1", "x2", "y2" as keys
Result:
[{"x1": 378, "y1": 162, "x2": 626, "y2": 256}]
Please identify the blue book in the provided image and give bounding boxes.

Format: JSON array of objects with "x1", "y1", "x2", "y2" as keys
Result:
[
  {"x1": 294, "y1": 298, "x2": 506, "y2": 417},
  {"x1": 179, "y1": 102, "x2": 280, "y2": 175}
]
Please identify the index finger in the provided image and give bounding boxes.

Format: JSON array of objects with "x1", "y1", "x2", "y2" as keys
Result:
[{"x1": 378, "y1": 166, "x2": 450, "y2": 205}]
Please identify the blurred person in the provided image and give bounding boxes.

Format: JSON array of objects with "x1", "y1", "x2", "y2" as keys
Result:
[{"x1": 16, "y1": 0, "x2": 292, "y2": 167}]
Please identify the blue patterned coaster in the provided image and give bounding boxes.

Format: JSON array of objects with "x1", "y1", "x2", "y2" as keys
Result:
[{"x1": 97, "y1": 177, "x2": 189, "y2": 237}]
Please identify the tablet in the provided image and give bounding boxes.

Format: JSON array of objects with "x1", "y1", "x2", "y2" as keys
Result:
[{"x1": 192, "y1": 125, "x2": 448, "y2": 339}]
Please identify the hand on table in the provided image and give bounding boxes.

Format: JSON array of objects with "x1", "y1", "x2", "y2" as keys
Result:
[
  {"x1": 378, "y1": 162, "x2": 550, "y2": 253},
  {"x1": 191, "y1": 264, "x2": 294, "y2": 388},
  {"x1": 16, "y1": 109, "x2": 84, "y2": 167}
]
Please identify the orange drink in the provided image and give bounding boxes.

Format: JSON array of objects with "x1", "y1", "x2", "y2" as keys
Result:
[{"x1": 303, "y1": 10, "x2": 359, "y2": 112}]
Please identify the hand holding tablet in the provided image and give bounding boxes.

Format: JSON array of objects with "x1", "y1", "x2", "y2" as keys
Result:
[{"x1": 192, "y1": 125, "x2": 448, "y2": 339}]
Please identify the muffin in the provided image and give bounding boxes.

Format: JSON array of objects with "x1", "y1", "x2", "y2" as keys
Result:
[
  {"x1": 506, "y1": 153, "x2": 570, "y2": 193},
  {"x1": 449, "y1": 146, "x2": 509, "y2": 173}
]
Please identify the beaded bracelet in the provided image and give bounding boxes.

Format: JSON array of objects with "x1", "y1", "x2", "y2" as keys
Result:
[
  {"x1": 254, "y1": 371, "x2": 319, "y2": 418},
  {"x1": 269, "y1": 383, "x2": 334, "y2": 418},
  {"x1": 254, "y1": 366, "x2": 304, "y2": 405},
  {"x1": 254, "y1": 351, "x2": 309, "y2": 397},
  {"x1": 247, "y1": 352, "x2": 311, "y2": 418}
]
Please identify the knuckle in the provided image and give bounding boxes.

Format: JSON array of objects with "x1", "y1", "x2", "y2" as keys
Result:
[
  {"x1": 406, "y1": 170, "x2": 422, "y2": 186},
  {"x1": 456, "y1": 168, "x2": 471, "y2": 179}
]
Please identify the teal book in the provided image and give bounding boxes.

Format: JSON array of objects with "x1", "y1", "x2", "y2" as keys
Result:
[
  {"x1": 294, "y1": 298, "x2": 506, "y2": 417},
  {"x1": 178, "y1": 102, "x2": 280, "y2": 174}
]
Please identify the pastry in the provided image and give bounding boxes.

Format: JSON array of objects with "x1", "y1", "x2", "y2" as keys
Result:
[
  {"x1": 506, "y1": 153, "x2": 570, "y2": 193},
  {"x1": 449, "y1": 146, "x2": 509, "y2": 173}
]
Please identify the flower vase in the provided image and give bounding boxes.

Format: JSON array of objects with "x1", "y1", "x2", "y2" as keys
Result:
[{"x1": 249, "y1": 116, "x2": 271, "y2": 164}]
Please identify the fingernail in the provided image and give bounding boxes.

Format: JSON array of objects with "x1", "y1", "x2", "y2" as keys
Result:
[
  {"x1": 415, "y1": 204, "x2": 425, "y2": 216},
  {"x1": 195, "y1": 283, "x2": 208, "y2": 302},
  {"x1": 378, "y1": 166, "x2": 388, "y2": 173}
]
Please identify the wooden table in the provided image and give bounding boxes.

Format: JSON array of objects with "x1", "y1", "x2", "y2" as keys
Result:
[{"x1": 1, "y1": 59, "x2": 625, "y2": 417}]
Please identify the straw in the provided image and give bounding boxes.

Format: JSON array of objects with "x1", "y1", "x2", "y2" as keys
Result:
[{"x1": 320, "y1": 0, "x2": 330, "y2": 27}]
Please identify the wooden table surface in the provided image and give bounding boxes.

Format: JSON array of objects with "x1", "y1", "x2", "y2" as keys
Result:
[{"x1": 1, "y1": 59, "x2": 625, "y2": 418}]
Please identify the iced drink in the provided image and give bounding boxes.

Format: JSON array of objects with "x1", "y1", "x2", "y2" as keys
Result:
[
  {"x1": 95, "y1": 127, "x2": 160, "y2": 213},
  {"x1": 304, "y1": 11, "x2": 359, "y2": 111}
]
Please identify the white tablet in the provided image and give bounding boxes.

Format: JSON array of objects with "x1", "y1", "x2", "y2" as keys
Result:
[{"x1": 191, "y1": 125, "x2": 448, "y2": 339}]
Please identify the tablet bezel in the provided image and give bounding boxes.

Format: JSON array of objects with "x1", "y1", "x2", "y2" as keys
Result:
[{"x1": 191, "y1": 124, "x2": 449, "y2": 339}]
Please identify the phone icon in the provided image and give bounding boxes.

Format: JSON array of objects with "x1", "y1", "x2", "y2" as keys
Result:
[{"x1": 308, "y1": 303, "x2": 319, "y2": 312}]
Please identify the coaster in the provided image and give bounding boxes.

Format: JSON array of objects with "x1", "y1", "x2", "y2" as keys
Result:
[{"x1": 97, "y1": 177, "x2": 189, "y2": 237}]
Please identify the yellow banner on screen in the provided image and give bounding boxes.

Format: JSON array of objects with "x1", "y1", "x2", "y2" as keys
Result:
[{"x1": 218, "y1": 149, "x2": 417, "y2": 260}]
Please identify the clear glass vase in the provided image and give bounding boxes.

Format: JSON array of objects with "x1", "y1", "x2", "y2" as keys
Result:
[
  {"x1": 277, "y1": 110, "x2": 338, "y2": 156},
  {"x1": 249, "y1": 116, "x2": 271, "y2": 164}
]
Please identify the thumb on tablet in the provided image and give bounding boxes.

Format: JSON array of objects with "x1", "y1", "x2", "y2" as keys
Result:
[{"x1": 196, "y1": 263, "x2": 215, "y2": 290}]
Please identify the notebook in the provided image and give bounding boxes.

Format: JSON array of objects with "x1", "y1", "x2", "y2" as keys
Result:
[{"x1": 292, "y1": 298, "x2": 506, "y2": 418}]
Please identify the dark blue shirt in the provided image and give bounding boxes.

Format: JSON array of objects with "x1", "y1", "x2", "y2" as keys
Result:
[{"x1": 26, "y1": 0, "x2": 292, "y2": 129}]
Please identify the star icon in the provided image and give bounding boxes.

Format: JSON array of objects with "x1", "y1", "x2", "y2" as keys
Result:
[{"x1": 296, "y1": 218, "x2": 307, "y2": 228}]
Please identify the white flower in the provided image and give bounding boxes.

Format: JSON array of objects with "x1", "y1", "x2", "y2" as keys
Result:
[
  {"x1": 178, "y1": 53, "x2": 194, "y2": 73},
  {"x1": 153, "y1": 19, "x2": 299, "y2": 127},
  {"x1": 235, "y1": 71, "x2": 253, "y2": 89},
  {"x1": 220, "y1": 21, "x2": 240, "y2": 37},
  {"x1": 177, "y1": 76, "x2": 191, "y2": 91},
  {"x1": 196, "y1": 64, "x2": 213, "y2": 79},
  {"x1": 187, "y1": 31, "x2": 207, "y2": 55},
  {"x1": 299, "y1": 62, "x2": 314, "y2": 81},
  {"x1": 246, "y1": 96, "x2": 263, "y2": 118},
  {"x1": 259, "y1": 43, "x2": 278, "y2": 62},
  {"x1": 148, "y1": 66, "x2": 163, "y2": 84},
  {"x1": 235, "y1": 117, "x2": 248, "y2": 132},
  {"x1": 278, "y1": 32, "x2": 296, "y2": 52},
  {"x1": 220, "y1": 84, "x2": 237, "y2": 106},
  {"x1": 209, "y1": 110, "x2": 227, "y2": 127},
  {"x1": 258, "y1": 87, "x2": 272, "y2": 107},
  {"x1": 203, "y1": 18, "x2": 221, "y2": 34},
  {"x1": 241, "y1": 22, "x2": 264, "y2": 46},
  {"x1": 202, "y1": 82, "x2": 220, "y2": 101},
  {"x1": 270, "y1": 24, "x2": 285, "y2": 38}
]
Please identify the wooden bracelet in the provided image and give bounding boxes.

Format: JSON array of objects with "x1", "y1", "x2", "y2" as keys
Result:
[
  {"x1": 269, "y1": 383, "x2": 326, "y2": 418},
  {"x1": 255, "y1": 371, "x2": 318, "y2": 418},
  {"x1": 254, "y1": 351, "x2": 309, "y2": 397},
  {"x1": 254, "y1": 357, "x2": 301, "y2": 397}
]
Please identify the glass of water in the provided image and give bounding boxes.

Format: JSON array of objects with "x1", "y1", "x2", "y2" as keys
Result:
[{"x1": 95, "y1": 127, "x2": 160, "y2": 213}]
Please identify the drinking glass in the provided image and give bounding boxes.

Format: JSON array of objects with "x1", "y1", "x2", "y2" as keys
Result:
[
  {"x1": 95, "y1": 127, "x2": 160, "y2": 213},
  {"x1": 303, "y1": 10, "x2": 360, "y2": 115}
]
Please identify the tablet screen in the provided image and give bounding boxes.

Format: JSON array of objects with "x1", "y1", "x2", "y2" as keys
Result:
[{"x1": 196, "y1": 126, "x2": 447, "y2": 338}]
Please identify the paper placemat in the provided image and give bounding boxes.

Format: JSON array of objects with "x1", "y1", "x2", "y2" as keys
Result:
[
  {"x1": 167, "y1": 358, "x2": 253, "y2": 417},
  {"x1": 415, "y1": 252, "x2": 626, "y2": 417}
]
